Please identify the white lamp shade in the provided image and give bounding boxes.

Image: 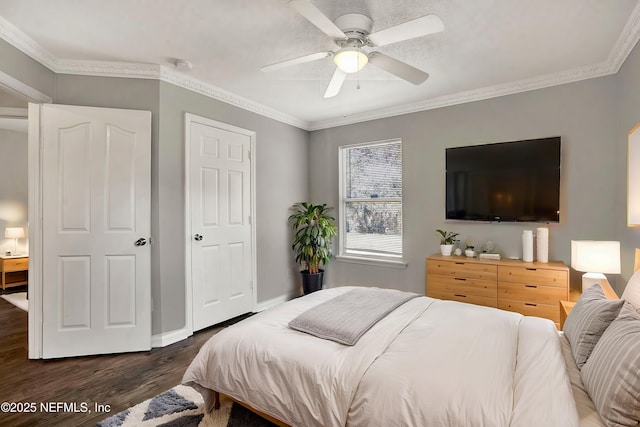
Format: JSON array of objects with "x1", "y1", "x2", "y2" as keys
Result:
[
  {"x1": 4, "y1": 227, "x2": 24, "y2": 239},
  {"x1": 334, "y1": 48, "x2": 368, "y2": 73},
  {"x1": 571, "y1": 240, "x2": 621, "y2": 274}
]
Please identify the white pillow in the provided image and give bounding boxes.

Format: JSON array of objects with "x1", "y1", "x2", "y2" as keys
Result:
[{"x1": 622, "y1": 269, "x2": 640, "y2": 313}]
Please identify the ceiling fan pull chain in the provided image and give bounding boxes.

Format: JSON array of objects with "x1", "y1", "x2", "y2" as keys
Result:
[{"x1": 357, "y1": 55, "x2": 361, "y2": 90}]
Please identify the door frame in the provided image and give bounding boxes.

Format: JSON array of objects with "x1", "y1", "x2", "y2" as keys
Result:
[
  {"x1": 183, "y1": 113, "x2": 257, "y2": 335},
  {"x1": 0, "y1": 74, "x2": 53, "y2": 359},
  {"x1": 27, "y1": 103, "x2": 43, "y2": 359},
  {"x1": 0, "y1": 69, "x2": 52, "y2": 359}
]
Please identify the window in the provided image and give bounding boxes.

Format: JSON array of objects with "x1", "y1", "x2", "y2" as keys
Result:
[{"x1": 339, "y1": 140, "x2": 403, "y2": 263}]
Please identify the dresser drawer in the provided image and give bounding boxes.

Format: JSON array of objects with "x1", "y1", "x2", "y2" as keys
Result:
[
  {"x1": 427, "y1": 259, "x2": 497, "y2": 281},
  {"x1": 2, "y1": 257, "x2": 28, "y2": 272},
  {"x1": 498, "y1": 282, "x2": 566, "y2": 305},
  {"x1": 428, "y1": 290, "x2": 497, "y2": 308},
  {"x1": 429, "y1": 275, "x2": 496, "y2": 299},
  {"x1": 498, "y1": 266, "x2": 567, "y2": 288},
  {"x1": 498, "y1": 299, "x2": 560, "y2": 323}
]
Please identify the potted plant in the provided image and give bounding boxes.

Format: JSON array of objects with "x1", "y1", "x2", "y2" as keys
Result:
[
  {"x1": 464, "y1": 238, "x2": 475, "y2": 257},
  {"x1": 288, "y1": 202, "x2": 338, "y2": 294},
  {"x1": 436, "y1": 229, "x2": 459, "y2": 256}
]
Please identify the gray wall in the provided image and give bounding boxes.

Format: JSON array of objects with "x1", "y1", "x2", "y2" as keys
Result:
[
  {"x1": 310, "y1": 76, "x2": 619, "y2": 295},
  {"x1": 0, "y1": 129, "x2": 28, "y2": 254},
  {"x1": 615, "y1": 41, "x2": 640, "y2": 289}
]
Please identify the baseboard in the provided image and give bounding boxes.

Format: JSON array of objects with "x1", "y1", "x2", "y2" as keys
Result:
[
  {"x1": 152, "y1": 295, "x2": 294, "y2": 347},
  {"x1": 151, "y1": 327, "x2": 192, "y2": 348},
  {"x1": 255, "y1": 293, "x2": 296, "y2": 312}
]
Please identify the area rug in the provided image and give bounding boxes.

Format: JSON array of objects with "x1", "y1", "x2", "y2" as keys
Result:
[
  {"x1": 97, "y1": 385, "x2": 277, "y2": 427},
  {"x1": 1, "y1": 292, "x2": 28, "y2": 312}
]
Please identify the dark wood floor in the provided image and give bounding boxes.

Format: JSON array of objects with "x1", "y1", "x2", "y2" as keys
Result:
[{"x1": 0, "y1": 297, "x2": 232, "y2": 427}]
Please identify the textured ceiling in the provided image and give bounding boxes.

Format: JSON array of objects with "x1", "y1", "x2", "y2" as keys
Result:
[{"x1": 0, "y1": 0, "x2": 638, "y2": 129}]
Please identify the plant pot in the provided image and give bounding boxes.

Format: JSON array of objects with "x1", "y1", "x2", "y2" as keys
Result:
[
  {"x1": 440, "y1": 244, "x2": 454, "y2": 256},
  {"x1": 465, "y1": 249, "x2": 475, "y2": 257},
  {"x1": 301, "y1": 269, "x2": 324, "y2": 295}
]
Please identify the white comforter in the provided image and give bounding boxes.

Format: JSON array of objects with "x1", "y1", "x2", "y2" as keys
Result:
[{"x1": 182, "y1": 287, "x2": 579, "y2": 427}]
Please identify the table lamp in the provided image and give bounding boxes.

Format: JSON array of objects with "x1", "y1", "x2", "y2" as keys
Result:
[
  {"x1": 4, "y1": 227, "x2": 25, "y2": 255},
  {"x1": 571, "y1": 240, "x2": 621, "y2": 292}
]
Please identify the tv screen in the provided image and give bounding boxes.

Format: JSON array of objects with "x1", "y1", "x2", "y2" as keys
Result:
[{"x1": 445, "y1": 137, "x2": 561, "y2": 222}]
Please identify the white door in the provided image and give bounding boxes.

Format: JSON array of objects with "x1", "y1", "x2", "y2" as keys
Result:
[
  {"x1": 40, "y1": 104, "x2": 151, "y2": 358},
  {"x1": 187, "y1": 114, "x2": 254, "y2": 331}
]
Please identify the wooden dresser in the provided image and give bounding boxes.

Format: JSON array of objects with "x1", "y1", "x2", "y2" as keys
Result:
[{"x1": 426, "y1": 254, "x2": 569, "y2": 328}]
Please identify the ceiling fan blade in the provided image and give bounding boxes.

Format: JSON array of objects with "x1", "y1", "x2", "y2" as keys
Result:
[
  {"x1": 367, "y1": 14, "x2": 444, "y2": 47},
  {"x1": 289, "y1": 0, "x2": 346, "y2": 39},
  {"x1": 324, "y1": 68, "x2": 347, "y2": 98},
  {"x1": 260, "y1": 51, "x2": 332, "y2": 72},
  {"x1": 368, "y1": 52, "x2": 428, "y2": 85}
]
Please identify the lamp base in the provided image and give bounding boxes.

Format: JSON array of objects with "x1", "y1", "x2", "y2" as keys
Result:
[{"x1": 582, "y1": 272, "x2": 607, "y2": 293}]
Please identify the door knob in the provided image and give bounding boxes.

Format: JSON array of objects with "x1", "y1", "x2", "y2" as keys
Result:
[
  {"x1": 194, "y1": 234, "x2": 203, "y2": 241},
  {"x1": 135, "y1": 238, "x2": 147, "y2": 246}
]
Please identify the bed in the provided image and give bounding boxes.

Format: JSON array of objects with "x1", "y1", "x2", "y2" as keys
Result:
[{"x1": 182, "y1": 252, "x2": 640, "y2": 427}]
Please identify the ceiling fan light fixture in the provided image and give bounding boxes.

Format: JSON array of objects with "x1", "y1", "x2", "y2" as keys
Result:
[{"x1": 333, "y1": 48, "x2": 368, "y2": 73}]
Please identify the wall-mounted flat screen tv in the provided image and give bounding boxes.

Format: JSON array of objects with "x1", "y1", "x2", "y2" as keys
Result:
[{"x1": 445, "y1": 137, "x2": 561, "y2": 222}]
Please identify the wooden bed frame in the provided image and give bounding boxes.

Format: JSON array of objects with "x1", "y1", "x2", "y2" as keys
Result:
[
  {"x1": 213, "y1": 391, "x2": 290, "y2": 427},
  {"x1": 212, "y1": 248, "x2": 639, "y2": 426}
]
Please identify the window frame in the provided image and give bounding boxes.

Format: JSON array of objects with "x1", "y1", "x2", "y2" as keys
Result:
[{"x1": 337, "y1": 139, "x2": 407, "y2": 268}]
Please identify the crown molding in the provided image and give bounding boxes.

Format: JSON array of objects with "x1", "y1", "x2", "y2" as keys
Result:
[
  {"x1": 607, "y1": 0, "x2": 640, "y2": 73},
  {"x1": 156, "y1": 66, "x2": 309, "y2": 130},
  {"x1": 39, "y1": 58, "x2": 311, "y2": 130},
  {"x1": 54, "y1": 59, "x2": 162, "y2": 79},
  {"x1": 0, "y1": 16, "x2": 57, "y2": 70},
  {"x1": 308, "y1": 60, "x2": 616, "y2": 130},
  {"x1": 1, "y1": 5, "x2": 640, "y2": 132}
]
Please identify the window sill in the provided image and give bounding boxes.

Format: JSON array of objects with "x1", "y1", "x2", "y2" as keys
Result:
[{"x1": 335, "y1": 255, "x2": 408, "y2": 269}]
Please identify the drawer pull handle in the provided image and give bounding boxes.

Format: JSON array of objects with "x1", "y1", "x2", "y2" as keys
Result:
[
  {"x1": 525, "y1": 303, "x2": 537, "y2": 307},
  {"x1": 454, "y1": 277, "x2": 467, "y2": 281},
  {"x1": 525, "y1": 285, "x2": 538, "y2": 288},
  {"x1": 454, "y1": 262, "x2": 465, "y2": 265},
  {"x1": 526, "y1": 268, "x2": 537, "y2": 271},
  {"x1": 454, "y1": 294, "x2": 467, "y2": 298}
]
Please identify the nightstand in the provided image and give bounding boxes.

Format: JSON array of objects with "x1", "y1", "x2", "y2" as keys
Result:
[
  {"x1": 559, "y1": 300, "x2": 576, "y2": 329},
  {"x1": 0, "y1": 255, "x2": 29, "y2": 290},
  {"x1": 559, "y1": 279, "x2": 619, "y2": 329}
]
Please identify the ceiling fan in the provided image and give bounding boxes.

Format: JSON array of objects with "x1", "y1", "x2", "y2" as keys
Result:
[{"x1": 261, "y1": 0, "x2": 444, "y2": 98}]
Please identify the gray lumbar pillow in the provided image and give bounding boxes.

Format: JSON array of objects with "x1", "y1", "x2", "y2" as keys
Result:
[
  {"x1": 581, "y1": 302, "x2": 640, "y2": 427},
  {"x1": 563, "y1": 284, "x2": 624, "y2": 369}
]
